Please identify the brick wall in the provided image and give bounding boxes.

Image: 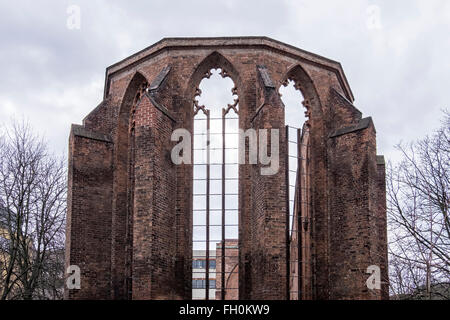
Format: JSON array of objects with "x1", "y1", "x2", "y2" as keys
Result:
[
  {"x1": 65, "y1": 126, "x2": 113, "y2": 299},
  {"x1": 215, "y1": 240, "x2": 239, "y2": 300},
  {"x1": 66, "y1": 37, "x2": 388, "y2": 300}
]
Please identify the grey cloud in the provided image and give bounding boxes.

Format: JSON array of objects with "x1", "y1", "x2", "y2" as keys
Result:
[{"x1": 0, "y1": 0, "x2": 448, "y2": 162}]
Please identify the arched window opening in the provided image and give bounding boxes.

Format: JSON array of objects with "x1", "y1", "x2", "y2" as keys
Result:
[
  {"x1": 279, "y1": 80, "x2": 308, "y2": 230},
  {"x1": 280, "y1": 78, "x2": 312, "y2": 300},
  {"x1": 125, "y1": 80, "x2": 148, "y2": 300},
  {"x1": 192, "y1": 69, "x2": 239, "y2": 300}
]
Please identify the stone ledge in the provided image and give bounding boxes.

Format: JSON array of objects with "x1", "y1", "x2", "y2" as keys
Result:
[
  {"x1": 71, "y1": 124, "x2": 113, "y2": 143},
  {"x1": 377, "y1": 155, "x2": 385, "y2": 165},
  {"x1": 257, "y1": 65, "x2": 276, "y2": 89},
  {"x1": 329, "y1": 117, "x2": 374, "y2": 138},
  {"x1": 149, "y1": 65, "x2": 171, "y2": 92}
]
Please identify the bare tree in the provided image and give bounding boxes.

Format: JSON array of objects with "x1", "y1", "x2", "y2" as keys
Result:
[
  {"x1": 0, "y1": 120, "x2": 66, "y2": 300},
  {"x1": 387, "y1": 111, "x2": 449, "y2": 300}
]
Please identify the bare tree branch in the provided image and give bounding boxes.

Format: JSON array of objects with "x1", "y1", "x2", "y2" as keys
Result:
[
  {"x1": 0, "y1": 119, "x2": 66, "y2": 300},
  {"x1": 387, "y1": 110, "x2": 450, "y2": 300}
]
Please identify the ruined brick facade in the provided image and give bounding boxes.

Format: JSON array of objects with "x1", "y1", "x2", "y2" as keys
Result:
[{"x1": 65, "y1": 37, "x2": 388, "y2": 300}]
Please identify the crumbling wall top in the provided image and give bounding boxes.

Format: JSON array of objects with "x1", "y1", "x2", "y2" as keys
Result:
[{"x1": 103, "y1": 37, "x2": 354, "y2": 102}]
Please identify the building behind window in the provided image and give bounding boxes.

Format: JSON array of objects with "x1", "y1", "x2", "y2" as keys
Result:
[{"x1": 192, "y1": 249, "x2": 216, "y2": 300}]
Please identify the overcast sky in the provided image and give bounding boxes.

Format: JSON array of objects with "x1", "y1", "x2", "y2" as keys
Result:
[{"x1": 0, "y1": 0, "x2": 449, "y2": 164}]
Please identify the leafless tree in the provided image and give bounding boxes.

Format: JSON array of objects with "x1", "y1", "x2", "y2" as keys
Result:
[
  {"x1": 387, "y1": 111, "x2": 449, "y2": 300},
  {"x1": 0, "y1": 120, "x2": 66, "y2": 300}
]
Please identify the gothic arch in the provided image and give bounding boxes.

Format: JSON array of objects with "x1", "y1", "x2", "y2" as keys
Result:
[
  {"x1": 279, "y1": 64, "x2": 323, "y2": 128},
  {"x1": 117, "y1": 71, "x2": 149, "y2": 127},
  {"x1": 185, "y1": 51, "x2": 243, "y2": 110},
  {"x1": 111, "y1": 71, "x2": 149, "y2": 300},
  {"x1": 279, "y1": 64, "x2": 326, "y2": 300},
  {"x1": 184, "y1": 51, "x2": 243, "y2": 300}
]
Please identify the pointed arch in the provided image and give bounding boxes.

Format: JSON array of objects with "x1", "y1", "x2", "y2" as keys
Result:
[
  {"x1": 280, "y1": 64, "x2": 323, "y2": 126},
  {"x1": 185, "y1": 51, "x2": 243, "y2": 105},
  {"x1": 279, "y1": 64, "x2": 322, "y2": 301},
  {"x1": 111, "y1": 71, "x2": 149, "y2": 300},
  {"x1": 185, "y1": 51, "x2": 242, "y2": 300},
  {"x1": 117, "y1": 71, "x2": 149, "y2": 127}
]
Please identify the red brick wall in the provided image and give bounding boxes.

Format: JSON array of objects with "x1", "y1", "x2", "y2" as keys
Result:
[
  {"x1": 66, "y1": 37, "x2": 388, "y2": 300},
  {"x1": 327, "y1": 119, "x2": 382, "y2": 299},
  {"x1": 65, "y1": 127, "x2": 113, "y2": 299},
  {"x1": 216, "y1": 240, "x2": 239, "y2": 300},
  {"x1": 131, "y1": 93, "x2": 178, "y2": 299},
  {"x1": 376, "y1": 157, "x2": 389, "y2": 299}
]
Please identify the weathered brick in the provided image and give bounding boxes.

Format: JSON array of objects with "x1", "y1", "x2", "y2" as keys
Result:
[{"x1": 65, "y1": 37, "x2": 388, "y2": 300}]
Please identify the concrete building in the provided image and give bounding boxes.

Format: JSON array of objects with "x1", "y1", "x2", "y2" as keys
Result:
[{"x1": 192, "y1": 250, "x2": 216, "y2": 300}]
